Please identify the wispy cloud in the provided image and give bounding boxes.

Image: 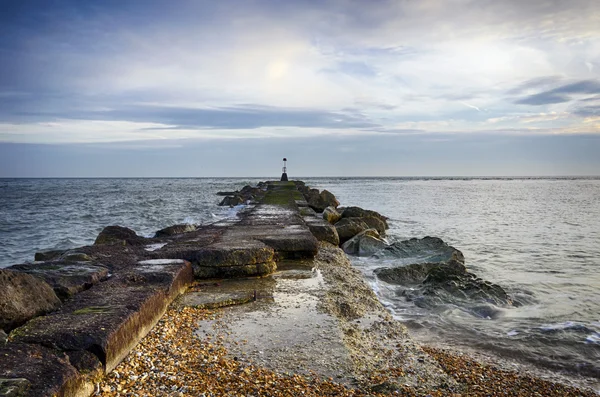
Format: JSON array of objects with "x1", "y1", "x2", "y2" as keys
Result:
[{"x1": 514, "y1": 79, "x2": 600, "y2": 105}]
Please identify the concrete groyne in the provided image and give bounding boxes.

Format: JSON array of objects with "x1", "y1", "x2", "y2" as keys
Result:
[{"x1": 1, "y1": 181, "x2": 597, "y2": 397}]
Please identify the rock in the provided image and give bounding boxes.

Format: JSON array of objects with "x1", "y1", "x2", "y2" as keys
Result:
[
  {"x1": 420, "y1": 262, "x2": 517, "y2": 307},
  {"x1": 375, "y1": 259, "x2": 517, "y2": 308},
  {"x1": 299, "y1": 207, "x2": 318, "y2": 217},
  {"x1": 218, "y1": 195, "x2": 244, "y2": 207},
  {"x1": 239, "y1": 185, "x2": 261, "y2": 198},
  {"x1": 154, "y1": 223, "x2": 197, "y2": 237},
  {"x1": 11, "y1": 260, "x2": 194, "y2": 373},
  {"x1": 322, "y1": 206, "x2": 342, "y2": 224},
  {"x1": 320, "y1": 190, "x2": 340, "y2": 208},
  {"x1": 0, "y1": 378, "x2": 30, "y2": 397},
  {"x1": 334, "y1": 218, "x2": 370, "y2": 244},
  {"x1": 0, "y1": 269, "x2": 61, "y2": 332},
  {"x1": 60, "y1": 252, "x2": 93, "y2": 262},
  {"x1": 183, "y1": 244, "x2": 277, "y2": 278},
  {"x1": 0, "y1": 342, "x2": 98, "y2": 397},
  {"x1": 94, "y1": 225, "x2": 146, "y2": 246},
  {"x1": 306, "y1": 189, "x2": 340, "y2": 212},
  {"x1": 34, "y1": 250, "x2": 65, "y2": 262},
  {"x1": 305, "y1": 221, "x2": 340, "y2": 246},
  {"x1": 8, "y1": 262, "x2": 109, "y2": 301},
  {"x1": 360, "y1": 216, "x2": 387, "y2": 235},
  {"x1": 0, "y1": 330, "x2": 6, "y2": 344},
  {"x1": 342, "y1": 229, "x2": 387, "y2": 256},
  {"x1": 375, "y1": 260, "x2": 466, "y2": 285},
  {"x1": 374, "y1": 236, "x2": 464, "y2": 263},
  {"x1": 216, "y1": 191, "x2": 238, "y2": 196},
  {"x1": 341, "y1": 206, "x2": 389, "y2": 229}
]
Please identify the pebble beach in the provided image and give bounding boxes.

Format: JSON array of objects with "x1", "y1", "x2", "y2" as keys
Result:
[
  {"x1": 97, "y1": 305, "x2": 598, "y2": 397},
  {"x1": 96, "y1": 243, "x2": 599, "y2": 397}
]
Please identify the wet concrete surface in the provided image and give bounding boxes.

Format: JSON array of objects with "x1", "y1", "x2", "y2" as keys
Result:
[{"x1": 186, "y1": 261, "x2": 355, "y2": 384}]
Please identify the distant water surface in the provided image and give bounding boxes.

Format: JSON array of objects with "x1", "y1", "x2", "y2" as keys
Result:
[{"x1": 1, "y1": 177, "x2": 599, "y2": 389}]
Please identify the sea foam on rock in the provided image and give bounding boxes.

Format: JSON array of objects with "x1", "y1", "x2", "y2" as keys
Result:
[{"x1": 375, "y1": 258, "x2": 518, "y2": 311}]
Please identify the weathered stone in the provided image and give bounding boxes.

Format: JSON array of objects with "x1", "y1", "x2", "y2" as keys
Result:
[
  {"x1": 8, "y1": 262, "x2": 109, "y2": 301},
  {"x1": 34, "y1": 250, "x2": 65, "y2": 262},
  {"x1": 0, "y1": 269, "x2": 61, "y2": 332},
  {"x1": 322, "y1": 206, "x2": 342, "y2": 224},
  {"x1": 341, "y1": 229, "x2": 387, "y2": 256},
  {"x1": 374, "y1": 236, "x2": 464, "y2": 263},
  {"x1": 0, "y1": 343, "x2": 96, "y2": 397},
  {"x1": 0, "y1": 378, "x2": 30, "y2": 397},
  {"x1": 306, "y1": 189, "x2": 340, "y2": 212},
  {"x1": 360, "y1": 216, "x2": 387, "y2": 235},
  {"x1": 194, "y1": 261, "x2": 277, "y2": 279},
  {"x1": 183, "y1": 245, "x2": 275, "y2": 268},
  {"x1": 334, "y1": 218, "x2": 370, "y2": 244},
  {"x1": 0, "y1": 330, "x2": 6, "y2": 344},
  {"x1": 420, "y1": 262, "x2": 517, "y2": 307},
  {"x1": 375, "y1": 260, "x2": 467, "y2": 285},
  {"x1": 341, "y1": 206, "x2": 389, "y2": 229},
  {"x1": 299, "y1": 206, "x2": 318, "y2": 217},
  {"x1": 257, "y1": 231, "x2": 319, "y2": 260},
  {"x1": 218, "y1": 195, "x2": 244, "y2": 207},
  {"x1": 61, "y1": 252, "x2": 93, "y2": 262},
  {"x1": 11, "y1": 260, "x2": 194, "y2": 373},
  {"x1": 306, "y1": 221, "x2": 340, "y2": 246},
  {"x1": 216, "y1": 191, "x2": 238, "y2": 196},
  {"x1": 94, "y1": 225, "x2": 146, "y2": 246},
  {"x1": 154, "y1": 223, "x2": 197, "y2": 237}
]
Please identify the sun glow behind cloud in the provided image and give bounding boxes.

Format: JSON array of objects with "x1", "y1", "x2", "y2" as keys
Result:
[{"x1": 0, "y1": 0, "x2": 599, "y2": 176}]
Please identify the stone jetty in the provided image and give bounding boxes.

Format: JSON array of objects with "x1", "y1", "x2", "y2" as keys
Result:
[{"x1": 1, "y1": 181, "x2": 597, "y2": 397}]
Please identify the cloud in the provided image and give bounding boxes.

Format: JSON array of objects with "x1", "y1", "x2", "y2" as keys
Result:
[
  {"x1": 1, "y1": 102, "x2": 380, "y2": 131},
  {"x1": 515, "y1": 79, "x2": 600, "y2": 105},
  {"x1": 506, "y1": 76, "x2": 564, "y2": 95}
]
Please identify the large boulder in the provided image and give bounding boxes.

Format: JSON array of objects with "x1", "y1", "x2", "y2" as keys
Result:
[
  {"x1": 322, "y1": 206, "x2": 342, "y2": 224},
  {"x1": 306, "y1": 221, "x2": 340, "y2": 246},
  {"x1": 306, "y1": 189, "x2": 340, "y2": 212},
  {"x1": 0, "y1": 269, "x2": 61, "y2": 332},
  {"x1": 155, "y1": 223, "x2": 197, "y2": 237},
  {"x1": 375, "y1": 260, "x2": 466, "y2": 285},
  {"x1": 341, "y1": 206, "x2": 389, "y2": 229},
  {"x1": 360, "y1": 216, "x2": 387, "y2": 235},
  {"x1": 8, "y1": 262, "x2": 109, "y2": 301},
  {"x1": 375, "y1": 259, "x2": 518, "y2": 310},
  {"x1": 420, "y1": 262, "x2": 517, "y2": 307},
  {"x1": 94, "y1": 225, "x2": 146, "y2": 246},
  {"x1": 334, "y1": 218, "x2": 370, "y2": 244},
  {"x1": 34, "y1": 250, "x2": 65, "y2": 262},
  {"x1": 374, "y1": 236, "x2": 464, "y2": 263},
  {"x1": 341, "y1": 229, "x2": 387, "y2": 256},
  {"x1": 218, "y1": 195, "x2": 244, "y2": 207}
]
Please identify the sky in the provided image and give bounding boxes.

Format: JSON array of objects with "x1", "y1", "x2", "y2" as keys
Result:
[{"x1": 1, "y1": 0, "x2": 599, "y2": 177}]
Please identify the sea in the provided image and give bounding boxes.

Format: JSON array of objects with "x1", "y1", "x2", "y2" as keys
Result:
[{"x1": 1, "y1": 177, "x2": 599, "y2": 390}]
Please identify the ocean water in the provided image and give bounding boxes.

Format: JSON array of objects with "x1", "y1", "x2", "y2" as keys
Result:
[
  {"x1": 1, "y1": 177, "x2": 599, "y2": 387},
  {"x1": 306, "y1": 177, "x2": 600, "y2": 387}
]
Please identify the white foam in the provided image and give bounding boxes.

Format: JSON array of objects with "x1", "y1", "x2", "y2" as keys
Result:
[
  {"x1": 539, "y1": 321, "x2": 588, "y2": 332},
  {"x1": 507, "y1": 330, "x2": 519, "y2": 336},
  {"x1": 137, "y1": 259, "x2": 186, "y2": 265},
  {"x1": 585, "y1": 333, "x2": 600, "y2": 344},
  {"x1": 182, "y1": 216, "x2": 196, "y2": 224},
  {"x1": 144, "y1": 243, "x2": 167, "y2": 252}
]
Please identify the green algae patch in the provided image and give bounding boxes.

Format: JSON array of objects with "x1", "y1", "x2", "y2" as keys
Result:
[
  {"x1": 73, "y1": 306, "x2": 116, "y2": 315},
  {"x1": 261, "y1": 182, "x2": 303, "y2": 207}
]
